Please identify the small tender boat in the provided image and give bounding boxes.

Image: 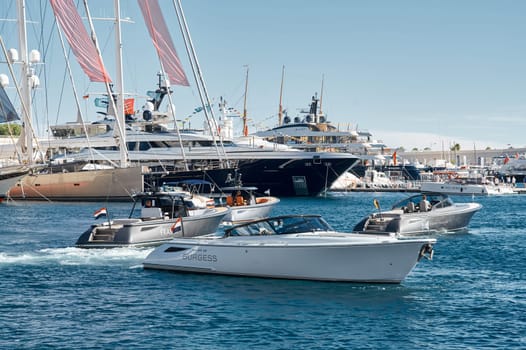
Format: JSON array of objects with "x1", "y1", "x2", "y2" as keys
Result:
[
  {"x1": 76, "y1": 188, "x2": 229, "y2": 248},
  {"x1": 220, "y1": 186, "x2": 280, "y2": 223},
  {"x1": 353, "y1": 192, "x2": 482, "y2": 235},
  {"x1": 167, "y1": 179, "x2": 280, "y2": 224},
  {"x1": 143, "y1": 215, "x2": 435, "y2": 283}
]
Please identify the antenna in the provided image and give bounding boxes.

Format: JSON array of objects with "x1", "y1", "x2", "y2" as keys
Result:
[
  {"x1": 278, "y1": 65, "x2": 285, "y2": 126},
  {"x1": 242, "y1": 65, "x2": 249, "y2": 136},
  {"x1": 319, "y1": 74, "x2": 324, "y2": 116}
]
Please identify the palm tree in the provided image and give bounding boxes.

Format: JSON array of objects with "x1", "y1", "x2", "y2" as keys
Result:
[{"x1": 450, "y1": 143, "x2": 461, "y2": 164}]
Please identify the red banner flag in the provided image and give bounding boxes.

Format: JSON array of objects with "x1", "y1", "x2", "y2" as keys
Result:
[
  {"x1": 50, "y1": 0, "x2": 111, "y2": 83},
  {"x1": 138, "y1": 0, "x2": 189, "y2": 86}
]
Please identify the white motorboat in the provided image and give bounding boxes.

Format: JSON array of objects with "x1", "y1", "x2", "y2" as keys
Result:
[
  {"x1": 353, "y1": 193, "x2": 482, "y2": 235},
  {"x1": 420, "y1": 170, "x2": 514, "y2": 196},
  {"x1": 220, "y1": 185, "x2": 280, "y2": 224},
  {"x1": 76, "y1": 187, "x2": 229, "y2": 248},
  {"x1": 160, "y1": 179, "x2": 280, "y2": 224},
  {"x1": 143, "y1": 215, "x2": 435, "y2": 283},
  {"x1": 420, "y1": 180, "x2": 514, "y2": 195}
]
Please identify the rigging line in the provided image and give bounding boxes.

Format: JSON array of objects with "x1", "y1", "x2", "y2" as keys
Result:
[
  {"x1": 0, "y1": 1, "x2": 15, "y2": 35},
  {"x1": 139, "y1": 2, "x2": 189, "y2": 171},
  {"x1": 82, "y1": 0, "x2": 129, "y2": 167},
  {"x1": 172, "y1": 0, "x2": 229, "y2": 167},
  {"x1": 0, "y1": 35, "x2": 40, "y2": 162},
  {"x1": 39, "y1": 0, "x2": 54, "y2": 137},
  {"x1": 18, "y1": 181, "x2": 53, "y2": 202},
  {"x1": 55, "y1": 21, "x2": 96, "y2": 162}
]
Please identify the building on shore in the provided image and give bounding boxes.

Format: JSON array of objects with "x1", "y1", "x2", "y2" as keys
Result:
[{"x1": 400, "y1": 147, "x2": 526, "y2": 168}]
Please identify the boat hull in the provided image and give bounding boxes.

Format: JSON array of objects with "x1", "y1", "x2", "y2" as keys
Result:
[
  {"x1": 9, "y1": 166, "x2": 144, "y2": 201},
  {"x1": 223, "y1": 196, "x2": 280, "y2": 223},
  {"x1": 354, "y1": 203, "x2": 482, "y2": 235},
  {"x1": 233, "y1": 155, "x2": 358, "y2": 196},
  {"x1": 76, "y1": 207, "x2": 229, "y2": 248},
  {"x1": 155, "y1": 154, "x2": 359, "y2": 197},
  {"x1": 143, "y1": 235, "x2": 434, "y2": 283},
  {"x1": 396, "y1": 203, "x2": 481, "y2": 234},
  {"x1": 0, "y1": 167, "x2": 28, "y2": 199}
]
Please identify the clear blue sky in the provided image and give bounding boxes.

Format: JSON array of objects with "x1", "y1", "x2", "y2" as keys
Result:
[{"x1": 2, "y1": 0, "x2": 526, "y2": 151}]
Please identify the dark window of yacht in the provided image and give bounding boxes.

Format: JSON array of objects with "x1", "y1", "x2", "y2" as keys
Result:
[{"x1": 139, "y1": 142, "x2": 151, "y2": 151}]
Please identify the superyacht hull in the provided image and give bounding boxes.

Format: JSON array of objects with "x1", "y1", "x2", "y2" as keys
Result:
[
  {"x1": 9, "y1": 166, "x2": 144, "y2": 201},
  {"x1": 156, "y1": 153, "x2": 359, "y2": 197},
  {"x1": 42, "y1": 131, "x2": 360, "y2": 198},
  {"x1": 235, "y1": 156, "x2": 358, "y2": 196}
]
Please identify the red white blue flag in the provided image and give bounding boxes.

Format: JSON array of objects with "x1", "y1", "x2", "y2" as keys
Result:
[
  {"x1": 170, "y1": 217, "x2": 182, "y2": 233},
  {"x1": 93, "y1": 207, "x2": 107, "y2": 219}
]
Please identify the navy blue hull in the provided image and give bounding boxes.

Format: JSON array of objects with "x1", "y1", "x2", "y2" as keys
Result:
[{"x1": 151, "y1": 156, "x2": 359, "y2": 197}]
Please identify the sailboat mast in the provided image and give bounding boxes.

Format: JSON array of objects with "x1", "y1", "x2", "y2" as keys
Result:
[
  {"x1": 172, "y1": 0, "x2": 229, "y2": 165},
  {"x1": 16, "y1": 0, "x2": 33, "y2": 165},
  {"x1": 82, "y1": 0, "x2": 128, "y2": 167},
  {"x1": 113, "y1": 0, "x2": 127, "y2": 167},
  {"x1": 242, "y1": 65, "x2": 249, "y2": 136},
  {"x1": 278, "y1": 65, "x2": 284, "y2": 126}
]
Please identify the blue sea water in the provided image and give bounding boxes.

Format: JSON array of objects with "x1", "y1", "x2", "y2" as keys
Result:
[{"x1": 0, "y1": 193, "x2": 524, "y2": 349}]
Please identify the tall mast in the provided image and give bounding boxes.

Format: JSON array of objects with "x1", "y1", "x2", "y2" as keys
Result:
[
  {"x1": 172, "y1": 0, "x2": 228, "y2": 165},
  {"x1": 113, "y1": 0, "x2": 127, "y2": 167},
  {"x1": 17, "y1": 0, "x2": 33, "y2": 165},
  {"x1": 278, "y1": 65, "x2": 284, "y2": 126},
  {"x1": 242, "y1": 65, "x2": 249, "y2": 136},
  {"x1": 82, "y1": 0, "x2": 128, "y2": 167},
  {"x1": 84, "y1": 0, "x2": 128, "y2": 168}
]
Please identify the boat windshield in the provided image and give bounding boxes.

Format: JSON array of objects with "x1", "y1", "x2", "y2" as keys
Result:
[
  {"x1": 226, "y1": 215, "x2": 333, "y2": 236},
  {"x1": 392, "y1": 193, "x2": 448, "y2": 210}
]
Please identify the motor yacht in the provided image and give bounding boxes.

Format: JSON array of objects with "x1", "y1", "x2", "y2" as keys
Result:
[
  {"x1": 143, "y1": 215, "x2": 435, "y2": 283},
  {"x1": 76, "y1": 186, "x2": 229, "y2": 248},
  {"x1": 353, "y1": 192, "x2": 482, "y2": 235},
  {"x1": 420, "y1": 179, "x2": 514, "y2": 195}
]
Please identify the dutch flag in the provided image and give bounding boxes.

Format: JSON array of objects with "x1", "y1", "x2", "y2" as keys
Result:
[
  {"x1": 170, "y1": 217, "x2": 182, "y2": 233},
  {"x1": 93, "y1": 207, "x2": 107, "y2": 219}
]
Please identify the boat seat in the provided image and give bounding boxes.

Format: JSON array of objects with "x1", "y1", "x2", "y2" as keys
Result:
[
  {"x1": 236, "y1": 196, "x2": 244, "y2": 206},
  {"x1": 141, "y1": 207, "x2": 163, "y2": 219},
  {"x1": 226, "y1": 196, "x2": 234, "y2": 206},
  {"x1": 406, "y1": 202, "x2": 415, "y2": 213}
]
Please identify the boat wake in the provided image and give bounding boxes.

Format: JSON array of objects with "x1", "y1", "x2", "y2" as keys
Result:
[{"x1": 0, "y1": 246, "x2": 153, "y2": 266}]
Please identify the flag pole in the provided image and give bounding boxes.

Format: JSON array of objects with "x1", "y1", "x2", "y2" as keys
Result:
[
  {"x1": 105, "y1": 207, "x2": 111, "y2": 229},
  {"x1": 373, "y1": 198, "x2": 383, "y2": 220}
]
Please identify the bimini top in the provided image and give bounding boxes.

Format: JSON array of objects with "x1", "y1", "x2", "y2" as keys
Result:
[{"x1": 224, "y1": 215, "x2": 333, "y2": 237}]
